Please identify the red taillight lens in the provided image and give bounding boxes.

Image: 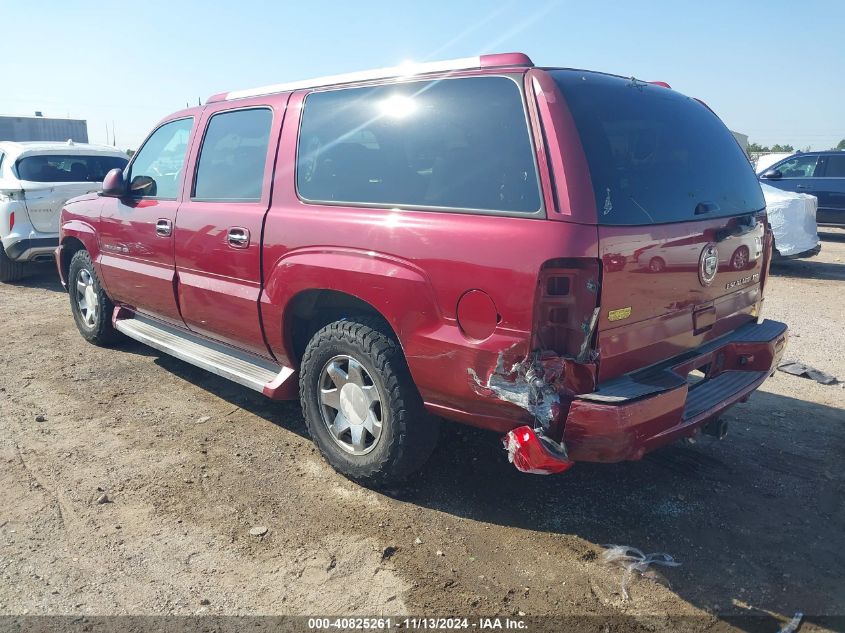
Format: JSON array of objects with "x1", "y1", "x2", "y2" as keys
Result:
[
  {"x1": 9, "y1": 211, "x2": 14, "y2": 232},
  {"x1": 533, "y1": 258, "x2": 601, "y2": 358},
  {"x1": 503, "y1": 426, "x2": 573, "y2": 474}
]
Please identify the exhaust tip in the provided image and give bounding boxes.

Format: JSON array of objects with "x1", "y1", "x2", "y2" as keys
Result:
[{"x1": 702, "y1": 418, "x2": 728, "y2": 440}]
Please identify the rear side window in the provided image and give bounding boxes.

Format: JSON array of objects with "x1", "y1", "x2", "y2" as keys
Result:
[
  {"x1": 297, "y1": 76, "x2": 541, "y2": 214},
  {"x1": 128, "y1": 118, "x2": 193, "y2": 199},
  {"x1": 193, "y1": 108, "x2": 273, "y2": 202},
  {"x1": 552, "y1": 70, "x2": 764, "y2": 225},
  {"x1": 15, "y1": 154, "x2": 127, "y2": 183},
  {"x1": 821, "y1": 155, "x2": 845, "y2": 178}
]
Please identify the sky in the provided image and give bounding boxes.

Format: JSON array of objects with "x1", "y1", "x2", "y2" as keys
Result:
[{"x1": 1, "y1": 0, "x2": 843, "y2": 152}]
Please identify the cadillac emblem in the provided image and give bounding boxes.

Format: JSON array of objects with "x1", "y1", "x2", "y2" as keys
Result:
[{"x1": 698, "y1": 243, "x2": 719, "y2": 287}]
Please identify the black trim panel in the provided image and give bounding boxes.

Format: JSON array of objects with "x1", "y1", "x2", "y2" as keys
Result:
[{"x1": 5, "y1": 237, "x2": 59, "y2": 260}]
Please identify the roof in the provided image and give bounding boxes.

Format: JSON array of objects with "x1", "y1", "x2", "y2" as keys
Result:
[
  {"x1": 208, "y1": 52, "x2": 534, "y2": 102},
  {"x1": 0, "y1": 140, "x2": 126, "y2": 160},
  {"x1": 0, "y1": 114, "x2": 86, "y2": 122}
]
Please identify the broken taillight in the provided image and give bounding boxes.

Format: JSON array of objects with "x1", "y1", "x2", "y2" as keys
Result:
[
  {"x1": 503, "y1": 426, "x2": 573, "y2": 474},
  {"x1": 532, "y1": 258, "x2": 601, "y2": 359}
]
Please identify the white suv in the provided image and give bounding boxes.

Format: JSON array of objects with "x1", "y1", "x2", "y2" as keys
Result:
[{"x1": 0, "y1": 140, "x2": 127, "y2": 281}]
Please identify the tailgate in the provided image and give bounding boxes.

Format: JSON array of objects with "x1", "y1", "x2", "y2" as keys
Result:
[
  {"x1": 22, "y1": 183, "x2": 99, "y2": 233},
  {"x1": 547, "y1": 70, "x2": 768, "y2": 382},
  {"x1": 597, "y1": 215, "x2": 765, "y2": 379}
]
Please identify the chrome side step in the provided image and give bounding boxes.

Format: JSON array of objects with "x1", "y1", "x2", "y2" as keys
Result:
[{"x1": 114, "y1": 312, "x2": 294, "y2": 396}]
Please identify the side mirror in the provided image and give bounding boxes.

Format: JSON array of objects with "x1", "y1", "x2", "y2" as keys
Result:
[
  {"x1": 760, "y1": 169, "x2": 782, "y2": 180},
  {"x1": 100, "y1": 168, "x2": 127, "y2": 197}
]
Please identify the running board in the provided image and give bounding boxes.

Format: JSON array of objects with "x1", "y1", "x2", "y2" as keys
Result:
[{"x1": 113, "y1": 310, "x2": 295, "y2": 399}]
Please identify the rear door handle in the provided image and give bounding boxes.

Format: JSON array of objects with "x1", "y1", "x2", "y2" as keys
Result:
[
  {"x1": 155, "y1": 218, "x2": 172, "y2": 237},
  {"x1": 796, "y1": 184, "x2": 811, "y2": 189},
  {"x1": 227, "y1": 227, "x2": 250, "y2": 249}
]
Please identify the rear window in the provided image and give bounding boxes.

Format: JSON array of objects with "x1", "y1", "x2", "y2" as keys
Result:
[
  {"x1": 551, "y1": 70, "x2": 764, "y2": 225},
  {"x1": 16, "y1": 154, "x2": 128, "y2": 183},
  {"x1": 297, "y1": 76, "x2": 541, "y2": 214}
]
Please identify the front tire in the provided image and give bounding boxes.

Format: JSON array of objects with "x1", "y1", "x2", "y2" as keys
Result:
[
  {"x1": 68, "y1": 250, "x2": 119, "y2": 346},
  {"x1": 0, "y1": 247, "x2": 25, "y2": 283},
  {"x1": 300, "y1": 317, "x2": 440, "y2": 486}
]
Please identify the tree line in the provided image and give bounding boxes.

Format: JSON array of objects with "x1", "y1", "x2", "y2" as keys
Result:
[{"x1": 748, "y1": 139, "x2": 845, "y2": 153}]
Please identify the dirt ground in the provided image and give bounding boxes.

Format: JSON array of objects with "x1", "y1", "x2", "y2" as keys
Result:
[{"x1": 1, "y1": 231, "x2": 843, "y2": 633}]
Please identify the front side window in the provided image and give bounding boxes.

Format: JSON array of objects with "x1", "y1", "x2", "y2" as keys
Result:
[
  {"x1": 193, "y1": 108, "x2": 273, "y2": 202},
  {"x1": 128, "y1": 118, "x2": 194, "y2": 199},
  {"x1": 296, "y1": 76, "x2": 541, "y2": 214},
  {"x1": 775, "y1": 155, "x2": 819, "y2": 178},
  {"x1": 821, "y1": 154, "x2": 845, "y2": 178},
  {"x1": 15, "y1": 154, "x2": 127, "y2": 183}
]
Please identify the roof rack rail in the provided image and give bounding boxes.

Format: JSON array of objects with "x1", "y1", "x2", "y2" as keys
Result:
[{"x1": 208, "y1": 52, "x2": 533, "y2": 103}]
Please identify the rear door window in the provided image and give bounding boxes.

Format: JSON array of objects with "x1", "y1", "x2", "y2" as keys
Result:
[
  {"x1": 820, "y1": 154, "x2": 845, "y2": 178},
  {"x1": 552, "y1": 70, "x2": 764, "y2": 225},
  {"x1": 15, "y1": 154, "x2": 128, "y2": 183},
  {"x1": 296, "y1": 76, "x2": 541, "y2": 214},
  {"x1": 193, "y1": 108, "x2": 273, "y2": 202}
]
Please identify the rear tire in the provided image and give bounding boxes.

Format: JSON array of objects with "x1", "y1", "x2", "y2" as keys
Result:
[
  {"x1": 299, "y1": 317, "x2": 440, "y2": 486},
  {"x1": 649, "y1": 256, "x2": 666, "y2": 273},
  {"x1": 68, "y1": 250, "x2": 119, "y2": 346},
  {"x1": 0, "y1": 247, "x2": 25, "y2": 282}
]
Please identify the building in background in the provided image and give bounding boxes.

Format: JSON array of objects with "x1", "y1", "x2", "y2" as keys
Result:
[
  {"x1": 731, "y1": 130, "x2": 749, "y2": 155},
  {"x1": 0, "y1": 113, "x2": 88, "y2": 143}
]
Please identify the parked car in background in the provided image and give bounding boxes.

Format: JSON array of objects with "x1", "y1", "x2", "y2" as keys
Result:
[
  {"x1": 0, "y1": 141, "x2": 127, "y2": 281},
  {"x1": 759, "y1": 151, "x2": 845, "y2": 226},
  {"x1": 761, "y1": 184, "x2": 820, "y2": 259},
  {"x1": 57, "y1": 54, "x2": 787, "y2": 484}
]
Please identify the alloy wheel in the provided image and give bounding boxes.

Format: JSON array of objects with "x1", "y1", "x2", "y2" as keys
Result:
[{"x1": 318, "y1": 355, "x2": 384, "y2": 455}]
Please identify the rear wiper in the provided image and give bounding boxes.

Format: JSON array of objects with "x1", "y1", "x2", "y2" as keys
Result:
[{"x1": 715, "y1": 214, "x2": 758, "y2": 242}]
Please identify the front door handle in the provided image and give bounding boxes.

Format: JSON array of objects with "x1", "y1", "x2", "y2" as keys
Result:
[
  {"x1": 155, "y1": 218, "x2": 172, "y2": 237},
  {"x1": 227, "y1": 227, "x2": 250, "y2": 249},
  {"x1": 796, "y1": 184, "x2": 811, "y2": 189}
]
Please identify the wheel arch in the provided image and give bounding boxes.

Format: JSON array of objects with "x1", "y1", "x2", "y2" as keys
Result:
[{"x1": 263, "y1": 248, "x2": 443, "y2": 370}]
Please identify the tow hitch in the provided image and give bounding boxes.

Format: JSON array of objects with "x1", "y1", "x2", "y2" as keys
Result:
[{"x1": 502, "y1": 426, "x2": 574, "y2": 475}]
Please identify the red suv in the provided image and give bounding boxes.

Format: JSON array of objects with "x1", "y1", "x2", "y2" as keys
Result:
[{"x1": 56, "y1": 53, "x2": 787, "y2": 484}]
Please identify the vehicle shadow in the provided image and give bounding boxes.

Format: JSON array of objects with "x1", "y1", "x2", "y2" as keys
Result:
[
  {"x1": 403, "y1": 390, "x2": 844, "y2": 631},
  {"x1": 148, "y1": 352, "x2": 309, "y2": 438},
  {"x1": 5, "y1": 262, "x2": 65, "y2": 292},
  {"x1": 770, "y1": 258, "x2": 845, "y2": 281},
  {"x1": 818, "y1": 229, "x2": 845, "y2": 243},
  {"x1": 130, "y1": 351, "x2": 844, "y2": 630}
]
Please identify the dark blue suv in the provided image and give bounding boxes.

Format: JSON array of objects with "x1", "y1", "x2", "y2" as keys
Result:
[{"x1": 760, "y1": 151, "x2": 845, "y2": 226}]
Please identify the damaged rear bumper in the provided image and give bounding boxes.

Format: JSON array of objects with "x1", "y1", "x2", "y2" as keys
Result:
[{"x1": 558, "y1": 318, "x2": 788, "y2": 462}]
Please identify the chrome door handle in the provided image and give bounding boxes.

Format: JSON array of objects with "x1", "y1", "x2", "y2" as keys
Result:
[
  {"x1": 227, "y1": 227, "x2": 250, "y2": 248},
  {"x1": 796, "y1": 185, "x2": 811, "y2": 189},
  {"x1": 155, "y1": 218, "x2": 172, "y2": 236}
]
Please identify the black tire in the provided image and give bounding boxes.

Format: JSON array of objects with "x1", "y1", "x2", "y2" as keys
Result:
[
  {"x1": 649, "y1": 256, "x2": 666, "y2": 273},
  {"x1": 67, "y1": 250, "x2": 119, "y2": 346},
  {"x1": 0, "y1": 246, "x2": 25, "y2": 283},
  {"x1": 300, "y1": 317, "x2": 440, "y2": 486}
]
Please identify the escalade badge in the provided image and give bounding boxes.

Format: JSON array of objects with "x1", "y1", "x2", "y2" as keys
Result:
[{"x1": 698, "y1": 243, "x2": 719, "y2": 287}]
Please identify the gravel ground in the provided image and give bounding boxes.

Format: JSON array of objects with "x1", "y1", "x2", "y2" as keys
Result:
[{"x1": 0, "y1": 231, "x2": 843, "y2": 632}]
